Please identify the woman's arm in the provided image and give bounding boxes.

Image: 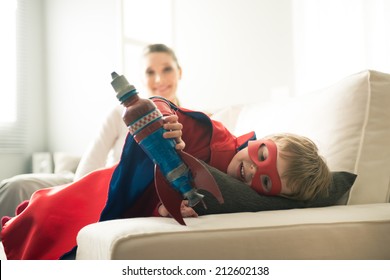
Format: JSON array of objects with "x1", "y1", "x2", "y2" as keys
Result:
[{"x1": 74, "y1": 106, "x2": 127, "y2": 180}]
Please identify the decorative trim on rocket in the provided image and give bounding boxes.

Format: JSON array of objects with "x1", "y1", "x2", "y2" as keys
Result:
[
  {"x1": 128, "y1": 109, "x2": 163, "y2": 135},
  {"x1": 165, "y1": 163, "x2": 189, "y2": 183}
]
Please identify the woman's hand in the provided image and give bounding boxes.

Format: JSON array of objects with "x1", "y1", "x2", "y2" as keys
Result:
[
  {"x1": 158, "y1": 200, "x2": 198, "y2": 218},
  {"x1": 162, "y1": 115, "x2": 186, "y2": 150}
]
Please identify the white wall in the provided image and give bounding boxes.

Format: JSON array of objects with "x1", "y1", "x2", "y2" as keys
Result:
[
  {"x1": 292, "y1": 0, "x2": 390, "y2": 94},
  {"x1": 45, "y1": 0, "x2": 121, "y2": 155},
  {"x1": 174, "y1": 0, "x2": 294, "y2": 111}
]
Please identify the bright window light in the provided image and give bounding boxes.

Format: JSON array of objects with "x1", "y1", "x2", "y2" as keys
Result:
[{"x1": 0, "y1": 1, "x2": 17, "y2": 123}]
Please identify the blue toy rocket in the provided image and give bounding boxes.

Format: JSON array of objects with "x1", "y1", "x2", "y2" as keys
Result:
[{"x1": 110, "y1": 72, "x2": 224, "y2": 225}]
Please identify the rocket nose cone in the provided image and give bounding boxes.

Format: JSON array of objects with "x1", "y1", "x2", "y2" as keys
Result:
[{"x1": 111, "y1": 72, "x2": 119, "y2": 79}]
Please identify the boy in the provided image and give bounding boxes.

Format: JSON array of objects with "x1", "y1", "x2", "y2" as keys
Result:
[{"x1": 158, "y1": 133, "x2": 332, "y2": 217}]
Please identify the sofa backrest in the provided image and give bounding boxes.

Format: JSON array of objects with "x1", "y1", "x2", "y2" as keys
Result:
[{"x1": 212, "y1": 70, "x2": 390, "y2": 205}]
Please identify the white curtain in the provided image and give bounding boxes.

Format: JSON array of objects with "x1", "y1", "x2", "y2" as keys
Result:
[{"x1": 292, "y1": 0, "x2": 390, "y2": 95}]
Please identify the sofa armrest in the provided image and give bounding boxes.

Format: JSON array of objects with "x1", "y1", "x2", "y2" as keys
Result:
[{"x1": 76, "y1": 203, "x2": 390, "y2": 260}]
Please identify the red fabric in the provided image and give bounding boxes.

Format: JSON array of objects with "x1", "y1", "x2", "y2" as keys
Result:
[
  {"x1": 121, "y1": 183, "x2": 161, "y2": 218},
  {"x1": 177, "y1": 107, "x2": 249, "y2": 173},
  {"x1": 1, "y1": 166, "x2": 116, "y2": 260}
]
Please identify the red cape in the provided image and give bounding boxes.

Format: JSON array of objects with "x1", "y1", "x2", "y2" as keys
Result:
[{"x1": 1, "y1": 166, "x2": 115, "y2": 259}]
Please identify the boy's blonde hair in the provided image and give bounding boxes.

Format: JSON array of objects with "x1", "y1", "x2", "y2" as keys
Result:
[{"x1": 266, "y1": 133, "x2": 332, "y2": 201}]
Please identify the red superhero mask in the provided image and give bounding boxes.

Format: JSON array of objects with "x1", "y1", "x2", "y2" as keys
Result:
[{"x1": 248, "y1": 139, "x2": 282, "y2": 195}]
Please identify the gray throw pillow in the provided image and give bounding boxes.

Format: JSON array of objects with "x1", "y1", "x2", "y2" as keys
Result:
[{"x1": 194, "y1": 164, "x2": 357, "y2": 215}]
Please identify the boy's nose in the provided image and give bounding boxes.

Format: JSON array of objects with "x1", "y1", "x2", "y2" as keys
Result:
[{"x1": 248, "y1": 163, "x2": 257, "y2": 177}]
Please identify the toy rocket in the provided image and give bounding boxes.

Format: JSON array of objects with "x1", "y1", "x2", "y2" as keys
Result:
[{"x1": 110, "y1": 72, "x2": 223, "y2": 225}]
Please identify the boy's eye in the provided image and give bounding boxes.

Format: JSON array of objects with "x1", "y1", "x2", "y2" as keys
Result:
[
  {"x1": 261, "y1": 175, "x2": 272, "y2": 192},
  {"x1": 258, "y1": 144, "x2": 268, "y2": 162}
]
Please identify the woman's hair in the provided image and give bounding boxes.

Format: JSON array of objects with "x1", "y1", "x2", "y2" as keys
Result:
[
  {"x1": 266, "y1": 133, "x2": 332, "y2": 201},
  {"x1": 143, "y1": 44, "x2": 181, "y2": 69}
]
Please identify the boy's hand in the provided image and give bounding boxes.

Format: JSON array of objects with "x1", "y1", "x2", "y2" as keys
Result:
[
  {"x1": 162, "y1": 115, "x2": 185, "y2": 150},
  {"x1": 158, "y1": 200, "x2": 198, "y2": 218}
]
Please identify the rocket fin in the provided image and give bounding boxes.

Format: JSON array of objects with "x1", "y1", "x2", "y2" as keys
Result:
[
  {"x1": 154, "y1": 165, "x2": 186, "y2": 226},
  {"x1": 179, "y1": 151, "x2": 224, "y2": 204}
]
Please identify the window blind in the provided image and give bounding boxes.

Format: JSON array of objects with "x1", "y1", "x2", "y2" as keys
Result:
[{"x1": 0, "y1": 0, "x2": 27, "y2": 153}]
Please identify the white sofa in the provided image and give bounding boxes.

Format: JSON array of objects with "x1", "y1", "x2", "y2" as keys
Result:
[{"x1": 75, "y1": 70, "x2": 390, "y2": 260}]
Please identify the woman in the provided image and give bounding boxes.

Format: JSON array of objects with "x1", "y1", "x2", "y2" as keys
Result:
[{"x1": 142, "y1": 43, "x2": 182, "y2": 106}]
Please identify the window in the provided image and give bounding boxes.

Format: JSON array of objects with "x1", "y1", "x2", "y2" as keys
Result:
[
  {"x1": 0, "y1": 1, "x2": 17, "y2": 123},
  {"x1": 0, "y1": 0, "x2": 26, "y2": 153}
]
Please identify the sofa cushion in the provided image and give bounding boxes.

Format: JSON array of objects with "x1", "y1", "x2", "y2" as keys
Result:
[
  {"x1": 76, "y1": 203, "x2": 390, "y2": 260},
  {"x1": 194, "y1": 164, "x2": 356, "y2": 215},
  {"x1": 53, "y1": 152, "x2": 81, "y2": 175},
  {"x1": 213, "y1": 70, "x2": 390, "y2": 204}
]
